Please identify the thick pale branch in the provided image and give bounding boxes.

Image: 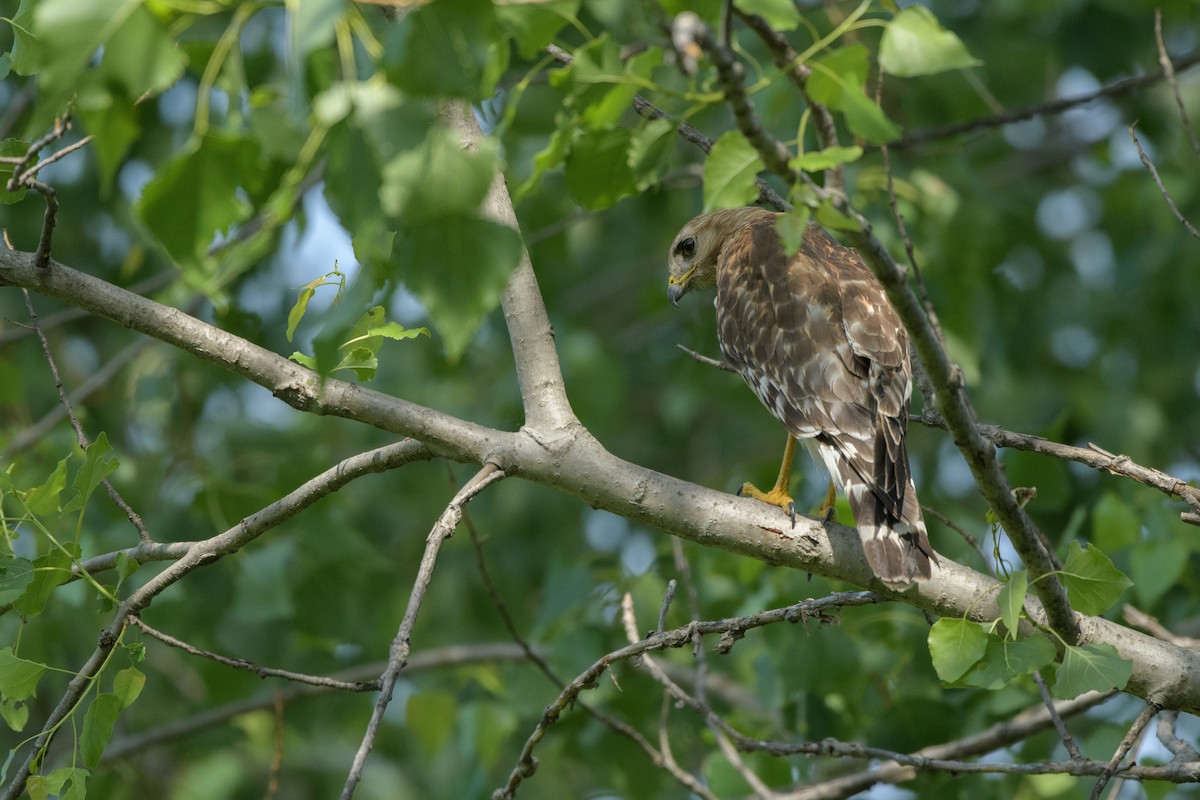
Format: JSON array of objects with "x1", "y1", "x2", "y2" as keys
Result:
[
  {"x1": 0, "y1": 250, "x2": 502, "y2": 462},
  {"x1": 443, "y1": 102, "x2": 580, "y2": 434},
  {"x1": 3, "y1": 251, "x2": 1200, "y2": 716}
]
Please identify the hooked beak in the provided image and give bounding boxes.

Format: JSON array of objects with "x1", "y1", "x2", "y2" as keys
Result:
[
  {"x1": 667, "y1": 265, "x2": 697, "y2": 307},
  {"x1": 668, "y1": 282, "x2": 688, "y2": 307}
]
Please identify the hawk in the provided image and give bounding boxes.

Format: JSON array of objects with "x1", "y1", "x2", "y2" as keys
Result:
[{"x1": 666, "y1": 207, "x2": 936, "y2": 586}]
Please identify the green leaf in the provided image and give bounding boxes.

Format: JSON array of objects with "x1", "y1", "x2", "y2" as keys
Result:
[
  {"x1": 392, "y1": 215, "x2": 522, "y2": 360},
  {"x1": 289, "y1": 352, "x2": 317, "y2": 369},
  {"x1": 335, "y1": 348, "x2": 378, "y2": 381},
  {"x1": 0, "y1": 559, "x2": 35, "y2": 605},
  {"x1": 112, "y1": 667, "x2": 145, "y2": 710},
  {"x1": 839, "y1": 82, "x2": 903, "y2": 144},
  {"x1": 806, "y1": 45, "x2": 870, "y2": 108},
  {"x1": 1061, "y1": 541, "x2": 1132, "y2": 615},
  {"x1": 1091, "y1": 491, "x2": 1139, "y2": 551},
  {"x1": 380, "y1": 127, "x2": 499, "y2": 223},
  {"x1": 996, "y1": 568, "x2": 1027, "y2": 639},
  {"x1": 287, "y1": 286, "x2": 317, "y2": 343},
  {"x1": 774, "y1": 207, "x2": 810, "y2": 256},
  {"x1": 96, "y1": 4, "x2": 187, "y2": 99},
  {"x1": 346, "y1": 321, "x2": 430, "y2": 346},
  {"x1": 880, "y1": 5, "x2": 982, "y2": 78},
  {"x1": 1132, "y1": 537, "x2": 1189, "y2": 609},
  {"x1": 736, "y1": 0, "x2": 800, "y2": 30},
  {"x1": 552, "y1": 36, "x2": 644, "y2": 131},
  {"x1": 515, "y1": 122, "x2": 573, "y2": 202},
  {"x1": 7, "y1": 0, "x2": 39, "y2": 77},
  {"x1": 81, "y1": 692, "x2": 122, "y2": 768},
  {"x1": 31, "y1": 0, "x2": 141, "y2": 98},
  {"x1": 927, "y1": 617, "x2": 988, "y2": 683},
  {"x1": 628, "y1": 117, "x2": 676, "y2": 191},
  {"x1": 13, "y1": 544, "x2": 79, "y2": 617},
  {"x1": 136, "y1": 132, "x2": 267, "y2": 268},
  {"x1": 496, "y1": 0, "x2": 580, "y2": 59},
  {"x1": 114, "y1": 552, "x2": 139, "y2": 583},
  {"x1": 65, "y1": 433, "x2": 118, "y2": 513},
  {"x1": 0, "y1": 699, "x2": 29, "y2": 731},
  {"x1": 467, "y1": 701, "x2": 519, "y2": 769},
  {"x1": 703, "y1": 131, "x2": 764, "y2": 211},
  {"x1": 1052, "y1": 643, "x2": 1132, "y2": 699},
  {"x1": 407, "y1": 690, "x2": 457, "y2": 755},
  {"x1": 564, "y1": 127, "x2": 637, "y2": 211},
  {"x1": 23, "y1": 456, "x2": 68, "y2": 516},
  {"x1": 959, "y1": 635, "x2": 1056, "y2": 689},
  {"x1": 27, "y1": 767, "x2": 88, "y2": 800},
  {"x1": 289, "y1": 0, "x2": 343, "y2": 57},
  {"x1": 814, "y1": 200, "x2": 859, "y2": 232},
  {"x1": 76, "y1": 94, "x2": 141, "y2": 197},
  {"x1": 791, "y1": 145, "x2": 863, "y2": 172},
  {"x1": 0, "y1": 139, "x2": 31, "y2": 205},
  {"x1": 386, "y1": 0, "x2": 508, "y2": 100},
  {"x1": 0, "y1": 648, "x2": 46, "y2": 703}
]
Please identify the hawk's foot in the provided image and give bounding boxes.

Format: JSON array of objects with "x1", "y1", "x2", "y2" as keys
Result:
[{"x1": 738, "y1": 481, "x2": 797, "y2": 525}]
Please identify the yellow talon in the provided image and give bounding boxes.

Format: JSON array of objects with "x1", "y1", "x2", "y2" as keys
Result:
[{"x1": 818, "y1": 480, "x2": 838, "y2": 523}]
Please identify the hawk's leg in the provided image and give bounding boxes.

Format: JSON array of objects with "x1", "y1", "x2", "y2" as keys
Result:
[{"x1": 738, "y1": 434, "x2": 798, "y2": 522}]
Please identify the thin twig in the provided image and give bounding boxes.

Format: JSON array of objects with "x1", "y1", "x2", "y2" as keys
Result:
[
  {"x1": 131, "y1": 616, "x2": 379, "y2": 691},
  {"x1": 1032, "y1": 671, "x2": 1084, "y2": 760},
  {"x1": 1155, "y1": 10, "x2": 1200, "y2": 159},
  {"x1": 1156, "y1": 710, "x2": 1200, "y2": 762},
  {"x1": 1123, "y1": 605, "x2": 1200, "y2": 650},
  {"x1": 880, "y1": 140, "x2": 946, "y2": 351},
  {"x1": 1129, "y1": 122, "x2": 1200, "y2": 239},
  {"x1": 620, "y1": 594, "x2": 734, "y2": 799},
  {"x1": 915, "y1": 410, "x2": 1200, "y2": 524},
  {"x1": 493, "y1": 592, "x2": 881, "y2": 799},
  {"x1": 100, "y1": 643, "x2": 536, "y2": 764},
  {"x1": 22, "y1": 290, "x2": 152, "y2": 541},
  {"x1": 15, "y1": 135, "x2": 93, "y2": 181},
  {"x1": 676, "y1": 343, "x2": 737, "y2": 372},
  {"x1": 339, "y1": 463, "x2": 505, "y2": 800},
  {"x1": 920, "y1": 503, "x2": 988, "y2": 568},
  {"x1": 1088, "y1": 701, "x2": 1160, "y2": 800},
  {"x1": 1, "y1": 441, "x2": 435, "y2": 798},
  {"x1": 890, "y1": 51, "x2": 1200, "y2": 147}
]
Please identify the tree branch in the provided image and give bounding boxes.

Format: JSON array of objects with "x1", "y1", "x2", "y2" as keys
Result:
[
  {"x1": 0, "y1": 439, "x2": 434, "y2": 798},
  {"x1": 890, "y1": 51, "x2": 1200, "y2": 148},
  {"x1": 339, "y1": 463, "x2": 505, "y2": 800},
  {"x1": 917, "y1": 410, "x2": 1200, "y2": 524},
  {"x1": 101, "y1": 643, "x2": 538, "y2": 764}
]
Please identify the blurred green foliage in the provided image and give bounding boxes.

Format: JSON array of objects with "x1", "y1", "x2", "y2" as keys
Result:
[{"x1": 1, "y1": 0, "x2": 1199, "y2": 797}]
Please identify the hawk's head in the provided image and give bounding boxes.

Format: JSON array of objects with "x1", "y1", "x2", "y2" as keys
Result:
[{"x1": 666, "y1": 207, "x2": 775, "y2": 306}]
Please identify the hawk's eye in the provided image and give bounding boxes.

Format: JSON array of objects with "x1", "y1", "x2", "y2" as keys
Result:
[{"x1": 676, "y1": 237, "x2": 696, "y2": 259}]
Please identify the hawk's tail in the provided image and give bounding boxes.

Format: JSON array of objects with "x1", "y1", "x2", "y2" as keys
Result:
[
  {"x1": 857, "y1": 508, "x2": 936, "y2": 588},
  {"x1": 816, "y1": 439, "x2": 937, "y2": 588}
]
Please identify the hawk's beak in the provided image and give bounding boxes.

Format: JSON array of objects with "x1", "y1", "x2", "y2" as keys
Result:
[
  {"x1": 668, "y1": 265, "x2": 696, "y2": 306},
  {"x1": 668, "y1": 282, "x2": 688, "y2": 306}
]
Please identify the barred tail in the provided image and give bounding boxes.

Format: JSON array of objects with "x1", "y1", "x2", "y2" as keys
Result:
[{"x1": 816, "y1": 438, "x2": 937, "y2": 588}]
